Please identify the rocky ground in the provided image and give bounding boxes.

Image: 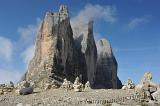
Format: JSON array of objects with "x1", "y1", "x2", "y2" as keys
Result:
[{"x1": 0, "y1": 88, "x2": 159, "y2": 106}]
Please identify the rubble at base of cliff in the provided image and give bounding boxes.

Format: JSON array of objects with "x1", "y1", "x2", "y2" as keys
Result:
[{"x1": 0, "y1": 72, "x2": 160, "y2": 106}]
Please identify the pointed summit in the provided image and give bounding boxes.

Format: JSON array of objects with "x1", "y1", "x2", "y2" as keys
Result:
[
  {"x1": 59, "y1": 5, "x2": 68, "y2": 13},
  {"x1": 59, "y1": 5, "x2": 69, "y2": 18}
]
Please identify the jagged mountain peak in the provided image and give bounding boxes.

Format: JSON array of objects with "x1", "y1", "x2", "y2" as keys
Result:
[{"x1": 25, "y1": 5, "x2": 121, "y2": 89}]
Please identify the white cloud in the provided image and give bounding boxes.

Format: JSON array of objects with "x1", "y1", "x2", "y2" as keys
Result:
[
  {"x1": 128, "y1": 16, "x2": 150, "y2": 30},
  {"x1": 22, "y1": 45, "x2": 35, "y2": 64},
  {"x1": 0, "y1": 19, "x2": 40, "y2": 84},
  {"x1": 0, "y1": 36, "x2": 13, "y2": 61},
  {"x1": 18, "y1": 18, "x2": 41, "y2": 64},
  {"x1": 0, "y1": 69, "x2": 23, "y2": 84},
  {"x1": 18, "y1": 18, "x2": 41, "y2": 45},
  {"x1": 71, "y1": 4, "x2": 117, "y2": 39}
]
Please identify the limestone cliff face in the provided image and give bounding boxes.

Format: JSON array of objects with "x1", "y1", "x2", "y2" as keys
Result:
[
  {"x1": 94, "y1": 39, "x2": 122, "y2": 89},
  {"x1": 26, "y1": 5, "x2": 75, "y2": 86},
  {"x1": 25, "y1": 5, "x2": 121, "y2": 89}
]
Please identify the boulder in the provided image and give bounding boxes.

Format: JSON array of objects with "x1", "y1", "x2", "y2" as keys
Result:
[
  {"x1": 122, "y1": 85, "x2": 128, "y2": 90},
  {"x1": 152, "y1": 89, "x2": 160, "y2": 103},
  {"x1": 15, "y1": 81, "x2": 34, "y2": 95},
  {"x1": 19, "y1": 87, "x2": 33, "y2": 95}
]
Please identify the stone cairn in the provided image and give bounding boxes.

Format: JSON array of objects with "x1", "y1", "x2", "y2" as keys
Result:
[
  {"x1": 135, "y1": 72, "x2": 158, "y2": 101},
  {"x1": 0, "y1": 81, "x2": 34, "y2": 95},
  {"x1": 122, "y1": 79, "x2": 135, "y2": 90},
  {"x1": 61, "y1": 77, "x2": 85, "y2": 92},
  {"x1": 84, "y1": 81, "x2": 91, "y2": 91},
  {"x1": 120, "y1": 72, "x2": 160, "y2": 104},
  {"x1": 0, "y1": 81, "x2": 15, "y2": 95},
  {"x1": 61, "y1": 78, "x2": 73, "y2": 90},
  {"x1": 44, "y1": 79, "x2": 59, "y2": 90},
  {"x1": 73, "y1": 77, "x2": 84, "y2": 92}
]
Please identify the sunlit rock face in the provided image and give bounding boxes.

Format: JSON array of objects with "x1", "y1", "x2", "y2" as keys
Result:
[
  {"x1": 94, "y1": 39, "x2": 122, "y2": 89},
  {"x1": 26, "y1": 5, "x2": 75, "y2": 86}
]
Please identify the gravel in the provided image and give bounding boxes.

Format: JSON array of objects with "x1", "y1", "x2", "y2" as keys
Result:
[{"x1": 0, "y1": 89, "x2": 159, "y2": 106}]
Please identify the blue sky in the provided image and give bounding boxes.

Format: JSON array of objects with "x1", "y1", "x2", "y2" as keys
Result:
[{"x1": 0, "y1": 0, "x2": 160, "y2": 85}]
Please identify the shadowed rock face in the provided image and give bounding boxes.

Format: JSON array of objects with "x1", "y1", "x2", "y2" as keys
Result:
[
  {"x1": 94, "y1": 39, "x2": 122, "y2": 89},
  {"x1": 73, "y1": 20, "x2": 97, "y2": 87},
  {"x1": 25, "y1": 5, "x2": 121, "y2": 89},
  {"x1": 84, "y1": 21, "x2": 97, "y2": 86}
]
